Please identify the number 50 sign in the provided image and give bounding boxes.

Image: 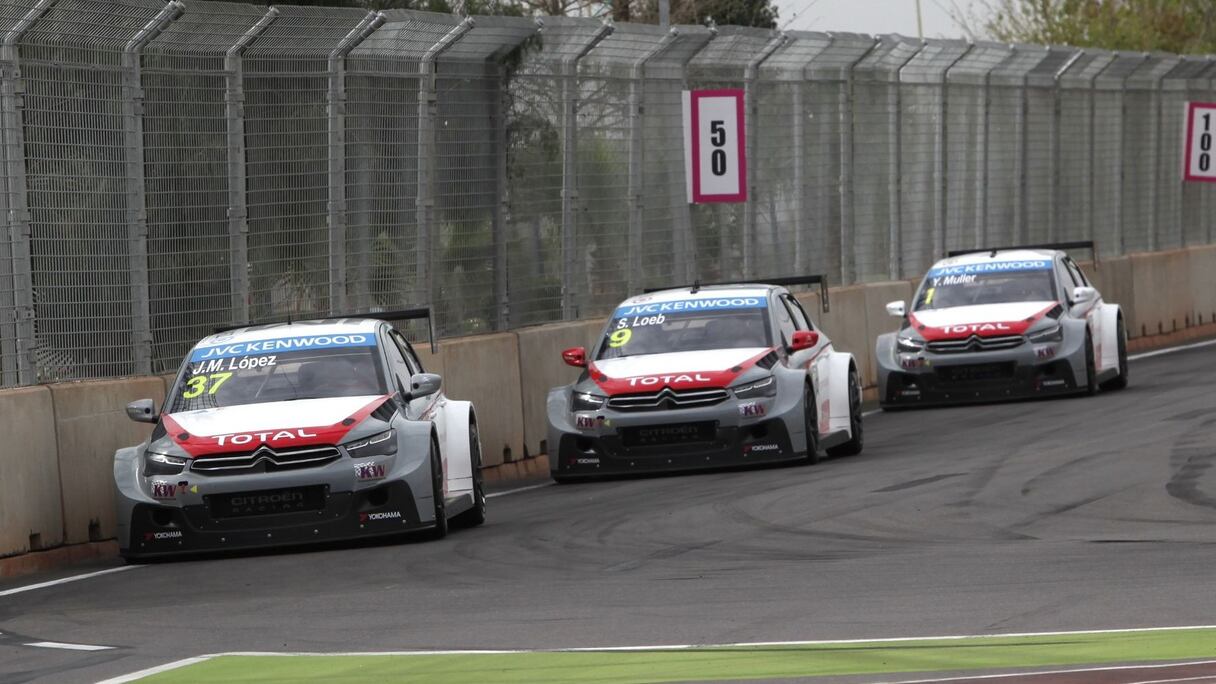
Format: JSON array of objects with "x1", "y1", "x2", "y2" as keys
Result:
[
  {"x1": 683, "y1": 89, "x2": 746, "y2": 203},
  {"x1": 1184, "y1": 102, "x2": 1216, "y2": 182}
]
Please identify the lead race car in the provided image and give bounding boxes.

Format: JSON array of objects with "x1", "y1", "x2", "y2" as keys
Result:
[
  {"x1": 114, "y1": 310, "x2": 486, "y2": 559},
  {"x1": 876, "y1": 241, "x2": 1128, "y2": 408},
  {"x1": 547, "y1": 277, "x2": 864, "y2": 482}
]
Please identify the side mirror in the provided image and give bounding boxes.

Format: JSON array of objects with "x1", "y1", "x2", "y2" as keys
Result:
[
  {"x1": 789, "y1": 330, "x2": 819, "y2": 352},
  {"x1": 126, "y1": 398, "x2": 158, "y2": 424},
  {"x1": 1072, "y1": 286, "x2": 1097, "y2": 305},
  {"x1": 886, "y1": 300, "x2": 906, "y2": 318},
  {"x1": 561, "y1": 346, "x2": 587, "y2": 368},
  {"x1": 408, "y1": 373, "x2": 442, "y2": 399}
]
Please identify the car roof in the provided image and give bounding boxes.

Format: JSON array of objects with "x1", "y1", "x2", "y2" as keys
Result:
[
  {"x1": 929, "y1": 248, "x2": 1058, "y2": 271},
  {"x1": 617, "y1": 285, "x2": 773, "y2": 309},
  {"x1": 193, "y1": 318, "x2": 382, "y2": 349}
]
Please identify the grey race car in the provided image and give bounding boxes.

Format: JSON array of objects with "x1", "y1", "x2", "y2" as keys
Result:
[
  {"x1": 114, "y1": 311, "x2": 485, "y2": 559},
  {"x1": 876, "y1": 242, "x2": 1129, "y2": 408},
  {"x1": 547, "y1": 279, "x2": 864, "y2": 482}
]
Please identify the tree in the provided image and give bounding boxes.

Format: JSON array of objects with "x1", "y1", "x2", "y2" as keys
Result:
[{"x1": 963, "y1": 0, "x2": 1216, "y2": 53}]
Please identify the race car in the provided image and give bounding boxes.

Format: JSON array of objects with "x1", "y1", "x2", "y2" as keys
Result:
[
  {"x1": 876, "y1": 241, "x2": 1128, "y2": 408},
  {"x1": 547, "y1": 277, "x2": 864, "y2": 482},
  {"x1": 114, "y1": 310, "x2": 486, "y2": 559}
]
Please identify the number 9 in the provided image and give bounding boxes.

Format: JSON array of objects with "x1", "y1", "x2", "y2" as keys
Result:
[{"x1": 608, "y1": 329, "x2": 632, "y2": 348}]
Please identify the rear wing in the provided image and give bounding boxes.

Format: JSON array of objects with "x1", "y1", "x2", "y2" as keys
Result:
[
  {"x1": 946, "y1": 240, "x2": 1096, "y2": 263},
  {"x1": 644, "y1": 274, "x2": 830, "y2": 312},
  {"x1": 214, "y1": 307, "x2": 437, "y2": 354}
]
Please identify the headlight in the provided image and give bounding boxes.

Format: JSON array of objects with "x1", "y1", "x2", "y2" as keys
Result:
[
  {"x1": 1028, "y1": 324, "x2": 1063, "y2": 344},
  {"x1": 897, "y1": 336, "x2": 925, "y2": 352},
  {"x1": 143, "y1": 450, "x2": 186, "y2": 477},
  {"x1": 733, "y1": 376, "x2": 776, "y2": 399},
  {"x1": 344, "y1": 429, "x2": 397, "y2": 457},
  {"x1": 572, "y1": 391, "x2": 606, "y2": 411}
]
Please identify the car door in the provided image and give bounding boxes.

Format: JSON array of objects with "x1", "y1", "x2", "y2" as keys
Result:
[
  {"x1": 391, "y1": 329, "x2": 451, "y2": 494},
  {"x1": 779, "y1": 293, "x2": 830, "y2": 436},
  {"x1": 1062, "y1": 256, "x2": 1102, "y2": 362}
]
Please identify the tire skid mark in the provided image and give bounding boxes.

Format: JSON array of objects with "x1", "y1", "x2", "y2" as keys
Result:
[{"x1": 1166, "y1": 417, "x2": 1216, "y2": 510}]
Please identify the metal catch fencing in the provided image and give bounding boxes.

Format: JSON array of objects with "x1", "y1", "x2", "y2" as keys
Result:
[{"x1": 1, "y1": 1, "x2": 1215, "y2": 388}]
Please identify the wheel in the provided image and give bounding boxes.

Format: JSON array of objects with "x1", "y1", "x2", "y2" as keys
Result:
[
  {"x1": 452, "y1": 420, "x2": 486, "y2": 528},
  {"x1": 1083, "y1": 329, "x2": 1098, "y2": 396},
  {"x1": 800, "y1": 384, "x2": 820, "y2": 465},
  {"x1": 827, "y1": 367, "x2": 864, "y2": 458},
  {"x1": 1100, "y1": 317, "x2": 1129, "y2": 391},
  {"x1": 427, "y1": 437, "x2": 448, "y2": 540}
]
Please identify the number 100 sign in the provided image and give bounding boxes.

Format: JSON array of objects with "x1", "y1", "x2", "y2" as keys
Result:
[
  {"x1": 1184, "y1": 102, "x2": 1216, "y2": 182},
  {"x1": 683, "y1": 89, "x2": 746, "y2": 203}
]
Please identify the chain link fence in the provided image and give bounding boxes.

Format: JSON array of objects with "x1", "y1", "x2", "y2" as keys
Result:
[{"x1": 2, "y1": 2, "x2": 1215, "y2": 388}]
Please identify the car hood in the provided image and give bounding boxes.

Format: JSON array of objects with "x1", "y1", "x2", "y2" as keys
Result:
[
  {"x1": 909, "y1": 301, "x2": 1058, "y2": 341},
  {"x1": 162, "y1": 395, "x2": 390, "y2": 457},
  {"x1": 589, "y1": 347, "x2": 771, "y2": 394}
]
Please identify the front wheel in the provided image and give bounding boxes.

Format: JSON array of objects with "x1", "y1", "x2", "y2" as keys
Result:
[
  {"x1": 1083, "y1": 329, "x2": 1098, "y2": 396},
  {"x1": 800, "y1": 385, "x2": 821, "y2": 465},
  {"x1": 452, "y1": 420, "x2": 486, "y2": 528},
  {"x1": 1100, "y1": 317, "x2": 1129, "y2": 391},
  {"x1": 427, "y1": 438, "x2": 448, "y2": 540},
  {"x1": 827, "y1": 368, "x2": 864, "y2": 458}
]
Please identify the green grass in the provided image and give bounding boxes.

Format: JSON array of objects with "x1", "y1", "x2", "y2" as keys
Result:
[{"x1": 136, "y1": 628, "x2": 1216, "y2": 683}]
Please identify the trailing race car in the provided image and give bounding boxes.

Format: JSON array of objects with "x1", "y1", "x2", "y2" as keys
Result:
[
  {"x1": 547, "y1": 277, "x2": 864, "y2": 482},
  {"x1": 876, "y1": 241, "x2": 1128, "y2": 408},
  {"x1": 114, "y1": 310, "x2": 486, "y2": 559}
]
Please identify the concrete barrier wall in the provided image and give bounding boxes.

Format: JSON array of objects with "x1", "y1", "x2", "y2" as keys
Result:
[
  {"x1": 49, "y1": 378, "x2": 165, "y2": 545},
  {"x1": 2, "y1": 245, "x2": 1215, "y2": 560},
  {"x1": 0, "y1": 387, "x2": 63, "y2": 556},
  {"x1": 438, "y1": 333, "x2": 524, "y2": 467}
]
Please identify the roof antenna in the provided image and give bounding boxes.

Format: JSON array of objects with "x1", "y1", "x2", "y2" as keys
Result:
[
  {"x1": 690, "y1": 278, "x2": 701, "y2": 294},
  {"x1": 989, "y1": 248, "x2": 997, "y2": 258}
]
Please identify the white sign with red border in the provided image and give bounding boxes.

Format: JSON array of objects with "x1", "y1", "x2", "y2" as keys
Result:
[
  {"x1": 683, "y1": 89, "x2": 747, "y2": 203},
  {"x1": 1184, "y1": 101, "x2": 1216, "y2": 182}
]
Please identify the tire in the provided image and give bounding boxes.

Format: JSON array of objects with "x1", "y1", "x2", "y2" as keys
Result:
[
  {"x1": 1100, "y1": 317, "x2": 1129, "y2": 391},
  {"x1": 452, "y1": 420, "x2": 486, "y2": 528},
  {"x1": 427, "y1": 437, "x2": 448, "y2": 540},
  {"x1": 827, "y1": 367, "x2": 864, "y2": 458},
  {"x1": 800, "y1": 384, "x2": 821, "y2": 465},
  {"x1": 1083, "y1": 329, "x2": 1098, "y2": 396}
]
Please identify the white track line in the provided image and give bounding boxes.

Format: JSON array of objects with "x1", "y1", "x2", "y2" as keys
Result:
[
  {"x1": 486, "y1": 482, "x2": 552, "y2": 498},
  {"x1": 1129, "y1": 337, "x2": 1216, "y2": 361},
  {"x1": 23, "y1": 641, "x2": 113, "y2": 651},
  {"x1": 877, "y1": 659, "x2": 1216, "y2": 684},
  {"x1": 96, "y1": 656, "x2": 213, "y2": 684},
  {"x1": 0, "y1": 566, "x2": 135, "y2": 599}
]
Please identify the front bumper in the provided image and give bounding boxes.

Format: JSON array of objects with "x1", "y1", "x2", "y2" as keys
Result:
[
  {"x1": 122, "y1": 480, "x2": 424, "y2": 559},
  {"x1": 877, "y1": 336, "x2": 1084, "y2": 408},
  {"x1": 548, "y1": 386, "x2": 806, "y2": 480},
  {"x1": 116, "y1": 443, "x2": 434, "y2": 559}
]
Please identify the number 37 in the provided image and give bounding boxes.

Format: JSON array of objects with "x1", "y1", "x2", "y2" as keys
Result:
[{"x1": 182, "y1": 372, "x2": 232, "y2": 399}]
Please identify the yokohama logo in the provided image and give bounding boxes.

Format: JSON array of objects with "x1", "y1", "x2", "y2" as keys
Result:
[
  {"x1": 143, "y1": 530, "x2": 182, "y2": 541},
  {"x1": 360, "y1": 511, "x2": 401, "y2": 522}
]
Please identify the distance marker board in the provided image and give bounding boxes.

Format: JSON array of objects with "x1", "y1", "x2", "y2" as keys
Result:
[
  {"x1": 683, "y1": 89, "x2": 747, "y2": 203},
  {"x1": 1184, "y1": 102, "x2": 1216, "y2": 182}
]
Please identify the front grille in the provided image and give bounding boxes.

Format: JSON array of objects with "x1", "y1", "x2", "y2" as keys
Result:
[
  {"x1": 607, "y1": 387, "x2": 729, "y2": 411},
  {"x1": 936, "y1": 362, "x2": 1017, "y2": 383},
  {"x1": 927, "y1": 334, "x2": 1025, "y2": 354},
  {"x1": 619, "y1": 421, "x2": 717, "y2": 447},
  {"x1": 190, "y1": 445, "x2": 341, "y2": 475}
]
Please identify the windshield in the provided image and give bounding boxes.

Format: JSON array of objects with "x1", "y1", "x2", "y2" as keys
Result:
[
  {"x1": 914, "y1": 260, "x2": 1057, "y2": 311},
  {"x1": 169, "y1": 334, "x2": 387, "y2": 413},
  {"x1": 596, "y1": 297, "x2": 771, "y2": 360}
]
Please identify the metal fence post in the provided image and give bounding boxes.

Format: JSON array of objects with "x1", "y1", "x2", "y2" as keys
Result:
[
  {"x1": 327, "y1": 11, "x2": 383, "y2": 315},
  {"x1": 1147, "y1": 59, "x2": 1166, "y2": 252},
  {"x1": 838, "y1": 37, "x2": 880, "y2": 286},
  {"x1": 934, "y1": 44, "x2": 973, "y2": 260},
  {"x1": 123, "y1": 1, "x2": 183, "y2": 375},
  {"x1": 224, "y1": 8, "x2": 278, "y2": 327},
  {"x1": 1049, "y1": 51, "x2": 1083, "y2": 243},
  {"x1": 559, "y1": 21, "x2": 612, "y2": 320},
  {"x1": 417, "y1": 18, "x2": 474, "y2": 318},
  {"x1": 0, "y1": 0, "x2": 53, "y2": 386},
  {"x1": 494, "y1": 62, "x2": 511, "y2": 329},
  {"x1": 888, "y1": 42, "x2": 924, "y2": 279},
  {"x1": 742, "y1": 33, "x2": 786, "y2": 279},
  {"x1": 627, "y1": 28, "x2": 678, "y2": 295},
  {"x1": 1012, "y1": 47, "x2": 1037, "y2": 246},
  {"x1": 975, "y1": 57, "x2": 994, "y2": 249}
]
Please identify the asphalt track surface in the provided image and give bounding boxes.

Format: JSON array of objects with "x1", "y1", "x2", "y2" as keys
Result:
[{"x1": 2, "y1": 342, "x2": 1216, "y2": 683}]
